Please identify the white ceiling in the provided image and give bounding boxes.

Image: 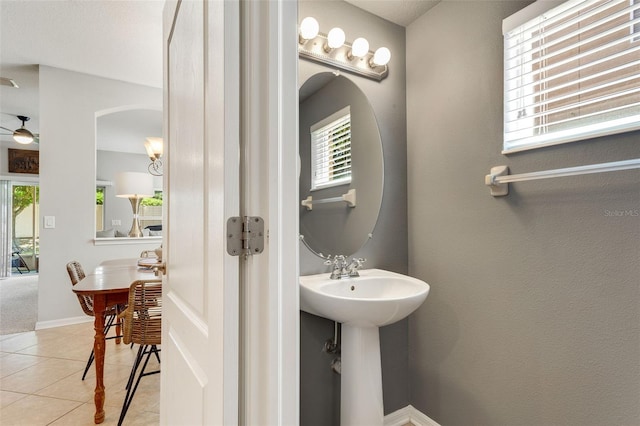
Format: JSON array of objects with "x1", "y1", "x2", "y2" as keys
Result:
[
  {"x1": 0, "y1": 0, "x2": 164, "y2": 152},
  {"x1": 345, "y1": 0, "x2": 439, "y2": 27},
  {"x1": 0, "y1": 0, "x2": 437, "y2": 151}
]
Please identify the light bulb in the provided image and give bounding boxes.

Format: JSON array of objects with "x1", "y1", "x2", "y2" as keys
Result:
[
  {"x1": 326, "y1": 27, "x2": 345, "y2": 49},
  {"x1": 299, "y1": 17, "x2": 319, "y2": 41},
  {"x1": 350, "y1": 37, "x2": 369, "y2": 58},
  {"x1": 372, "y1": 47, "x2": 391, "y2": 66}
]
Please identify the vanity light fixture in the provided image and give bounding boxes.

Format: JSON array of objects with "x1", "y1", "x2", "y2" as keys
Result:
[
  {"x1": 144, "y1": 137, "x2": 163, "y2": 176},
  {"x1": 298, "y1": 16, "x2": 390, "y2": 81}
]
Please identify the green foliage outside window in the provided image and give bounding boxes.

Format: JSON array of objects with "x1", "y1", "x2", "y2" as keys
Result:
[
  {"x1": 13, "y1": 186, "x2": 39, "y2": 220},
  {"x1": 96, "y1": 187, "x2": 104, "y2": 205},
  {"x1": 141, "y1": 191, "x2": 163, "y2": 206}
]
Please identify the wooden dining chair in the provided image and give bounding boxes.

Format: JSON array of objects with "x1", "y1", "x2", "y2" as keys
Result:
[
  {"x1": 66, "y1": 261, "x2": 123, "y2": 380},
  {"x1": 118, "y1": 280, "x2": 162, "y2": 426}
]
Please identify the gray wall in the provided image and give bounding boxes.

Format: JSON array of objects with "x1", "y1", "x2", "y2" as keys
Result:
[
  {"x1": 407, "y1": 1, "x2": 640, "y2": 425},
  {"x1": 299, "y1": 1, "x2": 408, "y2": 424}
]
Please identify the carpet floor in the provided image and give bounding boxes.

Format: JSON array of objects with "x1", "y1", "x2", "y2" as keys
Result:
[{"x1": 0, "y1": 275, "x2": 38, "y2": 335}]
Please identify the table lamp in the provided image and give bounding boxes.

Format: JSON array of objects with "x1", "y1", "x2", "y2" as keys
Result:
[{"x1": 115, "y1": 172, "x2": 155, "y2": 237}]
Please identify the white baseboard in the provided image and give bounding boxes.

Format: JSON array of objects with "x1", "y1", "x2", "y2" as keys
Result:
[
  {"x1": 35, "y1": 316, "x2": 93, "y2": 330},
  {"x1": 385, "y1": 405, "x2": 440, "y2": 426}
]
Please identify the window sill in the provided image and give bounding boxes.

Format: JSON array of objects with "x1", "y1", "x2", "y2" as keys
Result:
[{"x1": 93, "y1": 236, "x2": 162, "y2": 246}]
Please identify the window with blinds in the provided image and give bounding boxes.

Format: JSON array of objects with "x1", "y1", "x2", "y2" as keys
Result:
[
  {"x1": 310, "y1": 106, "x2": 352, "y2": 191},
  {"x1": 503, "y1": 0, "x2": 640, "y2": 153}
]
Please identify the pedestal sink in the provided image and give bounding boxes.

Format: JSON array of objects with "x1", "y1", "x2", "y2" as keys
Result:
[{"x1": 300, "y1": 269, "x2": 430, "y2": 426}]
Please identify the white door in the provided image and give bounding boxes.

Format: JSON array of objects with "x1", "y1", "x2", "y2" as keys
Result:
[
  {"x1": 161, "y1": 0, "x2": 299, "y2": 424},
  {"x1": 160, "y1": 1, "x2": 239, "y2": 424}
]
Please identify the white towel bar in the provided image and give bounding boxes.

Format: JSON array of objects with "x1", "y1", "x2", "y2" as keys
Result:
[
  {"x1": 301, "y1": 188, "x2": 356, "y2": 211},
  {"x1": 485, "y1": 158, "x2": 640, "y2": 196}
]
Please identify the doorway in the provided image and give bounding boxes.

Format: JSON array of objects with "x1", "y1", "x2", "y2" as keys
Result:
[{"x1": 0, "y1": 182, "x2": 39, "y2": 335}]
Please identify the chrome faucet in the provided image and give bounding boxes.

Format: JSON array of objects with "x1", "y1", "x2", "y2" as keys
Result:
[
  {"x1": 325, "y1": 256, "x2": 366, "y2": 279},
  {"x1": 325, "y1": 255, "x2": 348, "y2": 279}
]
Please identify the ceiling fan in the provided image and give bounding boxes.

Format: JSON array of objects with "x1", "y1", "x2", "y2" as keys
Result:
[{"x1": 0, "y1": 115, "x2": 39, "y2": 144}]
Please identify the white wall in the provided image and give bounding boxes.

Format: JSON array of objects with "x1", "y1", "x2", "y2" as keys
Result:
[{"x1": 38, "y1": 66, "x2": 162, "y2": 324}]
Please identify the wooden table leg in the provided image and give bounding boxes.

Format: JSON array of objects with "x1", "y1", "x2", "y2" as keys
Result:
[{"x1": 92, "y1": 295, "x2": 107, "y2": 424}]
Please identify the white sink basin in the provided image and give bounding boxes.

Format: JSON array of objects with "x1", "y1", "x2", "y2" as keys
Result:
[{"x1": 300, "y1": 268, "x2": 430, "y2": 327}]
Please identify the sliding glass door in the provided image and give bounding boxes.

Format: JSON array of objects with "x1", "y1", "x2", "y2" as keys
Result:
[{"x1": 11, "y1": 183, "x2": 39, "y2": 274}]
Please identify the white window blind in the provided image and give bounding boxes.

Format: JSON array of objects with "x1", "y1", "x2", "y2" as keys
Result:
[
  {"x1": 503, "y1": 0, "x2": 640, "y2": 153},
  {"x1": 310, "y1": 106, "x2": 352, "y2": 191}
]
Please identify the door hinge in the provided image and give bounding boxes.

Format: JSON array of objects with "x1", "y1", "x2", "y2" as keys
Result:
[{"x1": 226, "y1": 216, "x2": 265, "y2": 257}]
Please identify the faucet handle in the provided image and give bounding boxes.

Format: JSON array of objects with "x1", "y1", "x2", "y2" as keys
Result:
[
  {"x1": 351, "y1": 258, "x2": 366, "y2": 267},
  {"x1": 325, "y1": 255, "x2": 345, "y2": 268},
  {"x1": 347, "y1": 257, "x2": 366, "y2": 277}
]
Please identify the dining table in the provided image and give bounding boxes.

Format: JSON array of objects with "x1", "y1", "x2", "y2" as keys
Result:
[{"x1": 72, "y1": 257, "x2": 161, "y2": 424}]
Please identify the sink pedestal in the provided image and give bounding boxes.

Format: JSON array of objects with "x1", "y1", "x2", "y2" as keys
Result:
[
  {"x1": 341, "y1": 324, "x2": 384, "y2": 426},
  {"x1": 299, "y1": 269, "x2": 430, "y2": 425}
]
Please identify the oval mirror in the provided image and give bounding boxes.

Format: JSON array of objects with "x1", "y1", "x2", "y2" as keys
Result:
[{"x1": 299, "y1": 72, "x2": 384, "y2": 257}]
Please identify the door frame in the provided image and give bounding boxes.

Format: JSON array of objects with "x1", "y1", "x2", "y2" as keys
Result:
[{"x1": 240, "y1": 0, "x2": 299, "y2": 424}]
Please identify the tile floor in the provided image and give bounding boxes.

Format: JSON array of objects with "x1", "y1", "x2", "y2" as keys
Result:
[{"x1": 0, "y1": 321, "x2": 159, "y2": 425}]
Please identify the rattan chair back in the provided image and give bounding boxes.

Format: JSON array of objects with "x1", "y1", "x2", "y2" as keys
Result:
[
  {"x1": 66, "y1": 261, "x2": 94, "y2": 317},
  {"x1": 122, "y1": 280, "x2": 162, "y2": 346}
]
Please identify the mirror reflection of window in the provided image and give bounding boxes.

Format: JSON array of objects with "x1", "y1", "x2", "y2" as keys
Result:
[
  {"x1": 96, "y1": 186, "x2": 105, "y2": 232},
  {"x1": 140, "y1": 190, "x2": 163, "y2": 233},
  {"x1": 310, "y1": 106, "x2": 352, "y2": 191}
]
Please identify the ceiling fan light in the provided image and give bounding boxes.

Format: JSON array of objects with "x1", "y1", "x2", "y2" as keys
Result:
[{"x1": 13, "y1": 128, "x2": 34, "y2": 144}]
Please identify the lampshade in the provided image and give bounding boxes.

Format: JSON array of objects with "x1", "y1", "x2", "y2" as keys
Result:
[{"x1": 115, "y1": 172, "x2": 155, "y2": 198}]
